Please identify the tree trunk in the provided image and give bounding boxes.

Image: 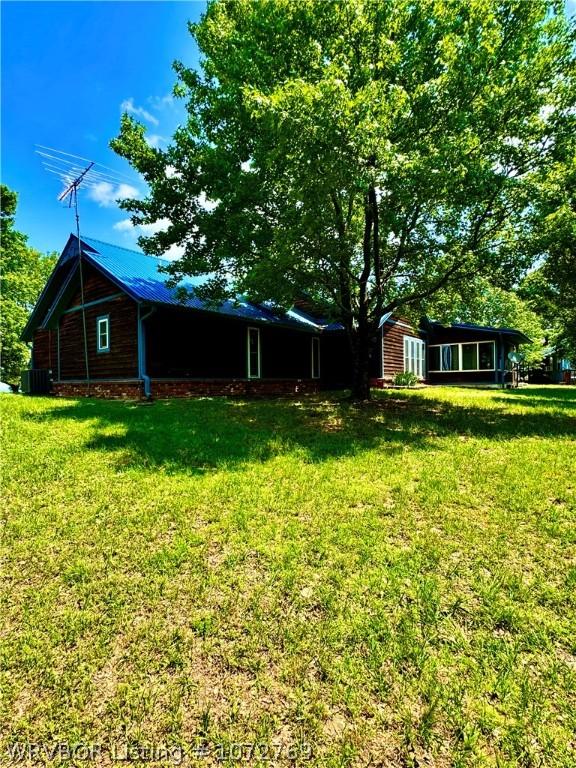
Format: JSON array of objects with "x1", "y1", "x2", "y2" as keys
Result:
[{"x1": 349, "y1": 325, "x2": 372, "y2": 401}]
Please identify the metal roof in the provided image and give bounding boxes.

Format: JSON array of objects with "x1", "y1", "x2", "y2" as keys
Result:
[
  {"x1": 78, "y1": 236, "x2": 329, "y2": 330},
  {"x1": 427, "y1": 320, "x2": 532, "y2": 344}
]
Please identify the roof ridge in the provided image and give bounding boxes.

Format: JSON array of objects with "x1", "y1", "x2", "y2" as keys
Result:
[{"x1": 79, "y1": 234, "x2": 171, "y2": 265}]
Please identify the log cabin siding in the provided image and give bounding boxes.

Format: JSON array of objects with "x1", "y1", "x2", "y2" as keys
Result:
[
  {"x1": 58, "y1": 294, "x2": 138, "y2": 379},
  {"x1": 381, "y1": 320, "x2": 424, "y2": 380},
  {"x1": 32, "y1": 329, "x2": 55, "y2": 371},
  {"x1": 68, "y1": 262, "x2": 122, "y2": 306}
]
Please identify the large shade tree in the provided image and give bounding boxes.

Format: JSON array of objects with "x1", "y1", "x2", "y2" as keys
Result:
[
  {"x1": 112, "y1": 0, "x2": 575, "y2": 399},
  {"x1": 0, "y1": 185, "x2": 56, "y2": 387}
]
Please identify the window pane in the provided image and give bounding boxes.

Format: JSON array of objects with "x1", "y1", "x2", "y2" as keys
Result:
[
  {"x1": 97, "y1": 318, "x2": 109, "y2": 351},
  {"x1": 462, "y1": 343, "x2": 478, "y2": 370},
  {"x1": 442, "y1": 344, "x2": 459, "y2": 371},
  {"x1": 312, "y1": 338, "x2": 320, "y2": 378},
  {"x1": 248, "y1": 329, "x2": 260, "y2": 377},
  {"x1": 429, "y1": 347, "x2": 440, "y2": 371},
  {"x1": 479, "y1": 342, "x2": 494, "y2": 370}
]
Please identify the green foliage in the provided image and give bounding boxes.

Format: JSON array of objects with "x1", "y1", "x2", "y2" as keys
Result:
[
  {"x1": 0, "y1": 185, "x2": 57, "y2": 386},
  {"x1": 1, "y1": 389, "x2": 575, "y2": 764},
  {"x1": 111, "y1": 0, "x2": 575, "y2": 397},
  {"x1": 393, "y1": 371, "x2": 419, "y2": 387}
]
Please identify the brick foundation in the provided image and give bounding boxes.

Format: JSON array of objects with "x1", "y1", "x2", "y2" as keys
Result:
[
  {"x1": 51, "y1": 378, "x2": 320, "y2": 400},
  {"x1": 52, "y1": 380, "x2": 145, "y2": 399},
  {"x1": 151, "y1": 378, "x2": 320, "y2": 399}
]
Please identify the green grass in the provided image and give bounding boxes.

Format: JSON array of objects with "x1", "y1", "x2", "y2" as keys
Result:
[{"x1": 1, "y1": 386, "x2": 575, "y2": 767}]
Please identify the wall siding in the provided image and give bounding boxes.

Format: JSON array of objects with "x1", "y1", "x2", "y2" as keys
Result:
[
  {"x1": 381, "y1": 320, "x2": 424, "y2": 381},
  {"x1": 57, "y1": 265, "x2": 138, "y2": 380},
  {"x1": 68, "y1": 263, "x2": 122, "y2": 306},
  {"x1": 32, "y1": 329, "x2": 55, "y2": 371}
]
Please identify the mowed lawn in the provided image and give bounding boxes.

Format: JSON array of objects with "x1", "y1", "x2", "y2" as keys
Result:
[{"x1": 1, "y1": 387, "x2": 575, "y2": 768}]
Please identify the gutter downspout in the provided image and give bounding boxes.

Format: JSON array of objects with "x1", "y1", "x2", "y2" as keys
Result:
[
  {"x1": 138, "y1": 304, "x2": 156, "y2": 399},
  {"x1": 498, "y1": 332, "x2": 504, "y2": 389}
]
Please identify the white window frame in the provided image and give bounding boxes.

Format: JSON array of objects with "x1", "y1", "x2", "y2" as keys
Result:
[
  {"x1": 311, "y1": 337, "x2": 320, "y2": 379},
  {"x1": 403, "y1": 336, "x2": 426, "y2": 379},
  {"x1": 96, "y1": 315, "x2": 110, "y2": 353},
  {"x1": 247, "y1": 327, "x2": 261, "y2": 379},
  {"x1": 428, "y1": 341, "x2": 495, "y2": 372}
]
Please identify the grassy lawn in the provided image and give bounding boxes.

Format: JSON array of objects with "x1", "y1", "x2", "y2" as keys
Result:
[{"x1": 1, "y1": 386, "x2": 575, "y2": 767}]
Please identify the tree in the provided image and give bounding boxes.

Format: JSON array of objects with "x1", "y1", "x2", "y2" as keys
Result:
[
  {"x1": 112, "y1": 0, "x2": 575, "y2": 399},
  {"x1": 518, "y1": 268, "x2": 573, "y2": 360},
  {"x1": 0, "y1": 185, "x2": 57, "y2": 388},
  {"x1": 522, "y1": 145, "x2": 576, "y2": 360}
]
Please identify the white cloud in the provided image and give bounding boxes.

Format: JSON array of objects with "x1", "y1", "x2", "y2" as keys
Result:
[
  {"x1": 112, "y1": 217, "x2": 184, "y2": 261},
  {"x1": 139, "y1": 218, "x2": 171, "y2": 235},
  {"x1": 113, "y1": 218, "x2": 134, "y2": 232},
  {"x1": 120, "y1": 97, "x2": 159, "y2": 126},
  {"x1": 145, "y1": 134, "x2": 167, "y2": 149},
  {"x1": 197, "y1": 191, "x2": 218, "y2": 212},
  {"x1": 113, "y1": 217, "x2": 170, "y2": 235},
  {"x1": 164, "y1": 243, "x2": 186, "y2": 260},
  {"x1": 87, "y1": 182, "x2": 139, "y2": 208},
  {"x1": 165, "y1": 165, "x2": 181, "y2": 179},
  {"x1": 148, "y1": 94, "x2": 174, "y2": 110}
]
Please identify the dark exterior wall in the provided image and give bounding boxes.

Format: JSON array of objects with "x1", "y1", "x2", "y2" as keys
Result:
[
  {"x1": 146, "y1": 308, "x2": 247, "y2": 379},
  {"x1": 57, "y1": 267, "x2": 138, "y2": 380},
  {"x1": 381, "y1": 319, "x2": 425, "y2": 380},
  {"x1": 260, "y1": 325, "x2": 316, "y2": 379},
  {"x1": 32, "y1": 329, "x2": 55, "y2": 371},
  {"x1": 321, "y1": 332, "x2": 353, "y2": 388},
  {"x1": 145, "y1": 307, "x2": 323, "y2": 381},
  {"x1": 427, "y1": 327, "x2": 499, "y2": 345}
]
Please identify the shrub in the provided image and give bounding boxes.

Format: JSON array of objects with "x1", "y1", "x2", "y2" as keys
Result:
[{"x1": 393, "y1": 371, "x2": 419, "y2": 387}]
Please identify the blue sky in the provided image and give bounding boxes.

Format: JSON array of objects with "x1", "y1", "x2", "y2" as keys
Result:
[
  {"x1": 2, "y1": 0, "x2": 575, "y2": 256},
  {"x1": 1, "y1": 1, "x2": 206, "y2": 255}
]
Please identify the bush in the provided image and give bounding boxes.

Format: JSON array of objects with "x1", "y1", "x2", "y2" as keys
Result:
[{"x1": 393, "y1": 371, "x2": 419, "y2": 387}]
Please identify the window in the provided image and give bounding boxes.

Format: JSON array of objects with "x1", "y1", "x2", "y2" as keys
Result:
[
  {"x1": 462, "y1": 343, "x2": 478, "y2": 371},
  {"x1": 428, "y1": 341, "x2": 495, "y2": 372},
  {"x1": 96, "y1": 315, "x2": 110, "y2": 353},
  {"x1": 247, "y1": 327, "x2": 261, "y2": 378},
  {"x1": 404, "y1": 336, "x2": 426, "y2": 378},
  {"x1": 442, "y1": 344, "x2": 460, "y2": 371},
  {"x1": 479, "y1": 342, "x2": 495, "y2": 370},
  {"x1": 311, "y1": 337, "x2": 320, "y2": 379}
]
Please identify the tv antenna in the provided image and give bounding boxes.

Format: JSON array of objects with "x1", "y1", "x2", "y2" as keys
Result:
[{"x1": 36, "y1": 146, "x2": 139, "y2": 395}]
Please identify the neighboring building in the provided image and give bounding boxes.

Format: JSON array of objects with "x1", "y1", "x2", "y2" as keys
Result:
[
  {"x1": 521, "y1": 348, "x2": 575, "y2": 384},
  {"x1": 21, "y1": 234, "x2": 532, "y2": 398}
]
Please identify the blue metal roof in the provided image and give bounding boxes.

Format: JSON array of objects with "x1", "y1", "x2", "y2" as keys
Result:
[
  {"x1": 78, "y1": 236, "x2": 328, "y2": 330},
  {"x1": 427, "y1": 320, "x2": 532, "y2": 344}
]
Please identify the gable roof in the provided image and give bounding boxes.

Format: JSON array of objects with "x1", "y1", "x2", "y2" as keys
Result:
[{"x1": 22, "y1": 234, "x2": 334, "y2": 340}]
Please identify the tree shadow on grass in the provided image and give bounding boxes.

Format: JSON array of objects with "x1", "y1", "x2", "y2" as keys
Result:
[
  {"x1": 493, "y1": 386, "x2": 576, "y2": 409},
  {"x1": 25, "y1": 386, "x2": 576, "y2": 475}
]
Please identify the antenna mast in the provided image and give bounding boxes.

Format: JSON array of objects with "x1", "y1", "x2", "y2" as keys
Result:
[
  {"x1": 37, "y1": 146, "x2": 140, "y2": 396},
  {"x1": 58, "y1": 163, "x2": 94, "y2": 395}
]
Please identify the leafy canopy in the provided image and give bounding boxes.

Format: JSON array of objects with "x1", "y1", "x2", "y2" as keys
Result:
[
  {"x1": 0, "y1": 185, "x2": 57, "y2": 386},
  {"x1": 112, "y1": 0, "x2": 574, "y2": 393}
]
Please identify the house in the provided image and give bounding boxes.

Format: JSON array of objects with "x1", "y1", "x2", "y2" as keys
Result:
[
  {"x1": 21, "y1": 234, "x2": 531, "y2": 398},
  {"x1": 521, "y1": 347, "x2": 575, "y2": 384}
]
